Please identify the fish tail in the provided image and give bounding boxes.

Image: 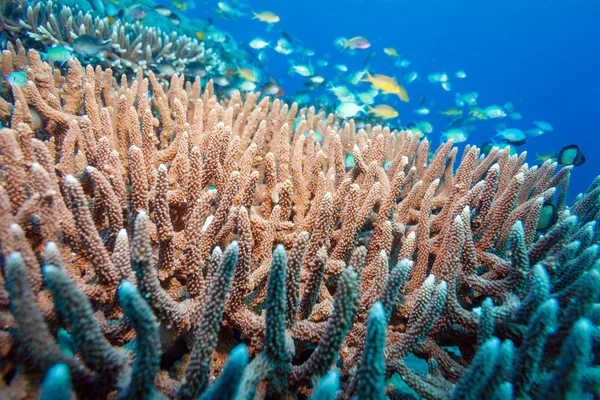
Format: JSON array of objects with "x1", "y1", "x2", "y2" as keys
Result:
[{"x1": 361, "y1": 70, "x2": 372, "y2": 82}]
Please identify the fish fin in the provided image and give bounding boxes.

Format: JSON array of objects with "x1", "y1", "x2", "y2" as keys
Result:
[{"x1": 361, "y1": 70, "x2": 372, "y2": 82}]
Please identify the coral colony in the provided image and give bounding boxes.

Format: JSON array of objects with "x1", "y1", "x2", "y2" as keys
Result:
[{"x1": 0, "y1": 2, "x2": 600, "y2": 400}]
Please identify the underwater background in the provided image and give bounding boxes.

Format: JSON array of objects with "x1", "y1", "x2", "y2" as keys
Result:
[{"x1": 179, "y1": 0, "x2": 599, "y2": 200}]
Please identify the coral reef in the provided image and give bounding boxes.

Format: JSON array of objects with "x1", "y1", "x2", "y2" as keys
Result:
[
  {"x1": 0, "y1": 46, "x2": 599, "y2": 400},
  {"x1": 0, "y1": 0, "x2": 235, "y2": 79}
]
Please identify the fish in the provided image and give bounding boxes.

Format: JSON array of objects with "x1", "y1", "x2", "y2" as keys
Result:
[
  {"x1": 252, "y1": 11, "x2": 280, "y2": 23},
  {"x1": 534, "y1": 120, "x2": 553, "y2": 131},
  {"x1": 249, "y1": 37, "x2": 270, "y2": 49},
  {"x1": 196, "y1": 32, "x2": 205, "y2": 41},
  {"x1": 557, "y1": 145, "x2": 585, "y2": 167},
  {"x1": 440, "y1": 107, "x2": 463, "y2": 117},
  {"x1": 6, "y1": 71, "x2": 27, "y2": 88},
  {"x1": 414, "y1": 107, "x2": 430, "y2": 115},
  {"x1": 384, "y1": 47, "x2": 400, "y2": 57},
  {"x1": 185, "y1": 62, "x2": 207, "y2": 77},
  {"x1": 368, "y1": 105, "x2": 398, "y2": 119},
  {"x1": 441, "y1": 128, "x2": 468, "y2": 143},
  {"x1": 328, "y1": 84, "x2": 355, "y2": 103},
  {"x1": 236, "y1": 66, "x2": 259, "y2": 82},
  {"x1": 213, "y1": 76, "x2": 229, "y2": 86},
  {"x1": 280, "y1": 30, "x2": 302, "y2": 44},
  {"x1": 335, "y1": 64, "x2": 348, "y2": 72},
  {"x1": 316, "y1": 59, "x2": 328, "y2": 67},
  {"x1": 482, "y1": 105, "x2": 506, "y2": 118},
  {"x1": 526, "y1": 128, "x2": 545, "y2": 137},
  {"x1": 40, "y1": 46, "x2": 75, "y2": 64},
  {"x1": 207, "y1": 30, "x2": 226, "y2": 43},
  {"x1": 362, "y1": 71, "x2": 409, "y2": 102},
  {"x1": 334, "y1": 37, "x2": 348, "y2": 49},
  {"x1": 172, "y1": 0, "x2": 187, "y2": 12},
  {"x1": 90, "y1": 0, "x2": 105, "y2": 14},
  {"x1": 362, "y1": 51, "x2": 377, "y2": 67},
  {"x1": 154, "y1": 62, "x2": 177, "y2": 76},
  {"x1": 535, "y1": 152, "x2": 557, "y2": 163},
  {"x1": 456, "y1": 92, "x2": 478, "y2": 106},
  {"x1": 428, "y1": 73, "x2": 448, "y2": 83},
  {"x1": 344, "y1": 153, "x2": 355, "y2": 169},
  {"x1": 168, "y1": 13, "x2": 180, "y2": 26},
  {"x1": 348, "y1": 70, "x2": 366, "y2": 85},
  {"x1": 537, "y1": 202, "x2": 558, "y2": 230},
  {"x1": 73, "y1": 35, "x2": 112, "y2": 55},
  {"x1": 310, "y1": 75, "x2": 325, "y2": 84},
  {"x1": 504, "y1": 102, "x2": 516, "y2": 113},
  {"x1": 405, "y1": 71, "x2": 418, "y2": 84},
  {"x1": 455, "y1": 69, "x2": 467, "y2": 78},
  {"x1": 417, "y1": 121, "x2": 434, "y2": 134},
  {"x1": 496, "y1": 128, "x2": 526, "y2": 143},
  {"x1": 261, "y1": 77, "x2": 284, "y2": 96},
  {"x1": 239, "y1": 81, "x2": 257, "y2": 92},
  {"x1": 441, "y1": 81, "x2": 451, "y2": 91},
  {"x1": 343, "y1": 36, "x2": 370, "y2": 50},
  {"x1": 127, "y1": 6, "x2": 147, "y2": 20},
  {"x1": 274, "y1": 38, "x2": 293, "y2": 55},
  {"x1": 153, "y1": 5, "x2": 172, "y2": 16},
  {"x1": 509, "y1": 112, "x2": 522, "y2": 120},
  {"x1": 357, "y1": 89, "x2": 378, "y2": 105},
  {"x1": 335, "y1": 102, "x2": 365, "y2": 119},
  {"x1": 394, "y1": 59, "x2": 411, "y2": 68},
  {"x1": 289, "y1": 63, "x2": 313, "y2": 77}
]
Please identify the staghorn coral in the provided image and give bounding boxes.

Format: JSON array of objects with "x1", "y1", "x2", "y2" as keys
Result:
[{"x1": 0, "y1": 50, "x2": 599, "y2": 400}]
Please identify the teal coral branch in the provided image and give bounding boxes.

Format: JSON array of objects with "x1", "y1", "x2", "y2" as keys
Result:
[
  {"x1": 355, "y1": 302, "x2": 387, "y2": 400},
  {"x1": 199, "y1": 344, "x2": 248, "y2": 400},
  {"x1": 311, "y1": 370, "x2": 340, "y2": 400},
  {"x1": 42, "y1": 264, "x2": 130, "y2": 388},
  {"x1": 177, "y1": 241, "x2": 239, "y2": 400},
  {"x1": 265, "y1": 244, "x2": 291, "y2": 392},
  {"x1": 117, "y1": 280, "x2": 161, "y2": 400},
  {"x1": 290, "y1": 267, "x2": 358, "y2": 387},
  {"x1": 5, "y1": 253, "x2": 95, "y2": 390},
  {"x1": 40, "y1": 363, "x2": 73, "y2": 400}
]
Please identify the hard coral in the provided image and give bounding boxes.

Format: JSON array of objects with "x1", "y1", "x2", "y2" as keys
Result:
[{"x1": 0, "y1": 48, "x2": 599, "y2": 400}]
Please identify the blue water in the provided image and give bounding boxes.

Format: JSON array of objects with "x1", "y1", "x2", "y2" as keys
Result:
[{"x1": 185, "y1": 0, "x2": 599, "y2": 199}]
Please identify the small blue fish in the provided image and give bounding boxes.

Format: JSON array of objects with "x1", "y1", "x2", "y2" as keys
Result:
[
  {"x1": 41, "y1": 46, "x2": 75, "y2": 64},
  {"x1": 344, "y1": 153, "x2": 355, "y2": 168},
  {"x1": 6, "y1": 71, "x2": 27, "y2": 88}
]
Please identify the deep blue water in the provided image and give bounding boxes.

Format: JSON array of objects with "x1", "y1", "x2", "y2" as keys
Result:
[{"x1": 185, "y1": 0, "x2": 599, "y2": 200}]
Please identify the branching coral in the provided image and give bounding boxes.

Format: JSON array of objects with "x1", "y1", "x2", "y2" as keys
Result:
[{"x1": 0, "y1": 48, "x2": 599, "y2": 400}]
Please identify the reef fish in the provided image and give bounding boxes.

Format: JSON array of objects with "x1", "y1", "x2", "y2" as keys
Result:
[
  {"x1": 73, "y1": 35, "x2": 112, "y2": 55},
  {"x1": 252, "y1": 11, "x2": 280, "y2": 23},
  {"x1": 368, "y1": 104, "x2": 398, "y2": 119},
  {"x1": 362, "y1": 71, "x2": 409, "y2": 102},
  {"x1": 343, "y1": 36, "x2": 371, "y2": 50},
  {"x1": 557, "y1": 145, "x2": 585, "y2": 167}
]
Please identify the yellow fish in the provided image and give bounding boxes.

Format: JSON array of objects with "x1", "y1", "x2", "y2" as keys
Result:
[
  {"x1": 236, "y1": 66, "x2": 258, "y2": 82},
  {"x1": 368, "y1": 105, "x2": 398, "y2": 119},
  {"x1": 383, "y1": 47, "x2": 399, "y2": 57},
  {"x1": 469, "y1": 108, "x2": 487, "y2": 120},
  {"x1": 196, "y1": 31, "x2": 205, "y2": 41},
  {"x1": 362, "y1": 71, "x2": 409, "y2": 102},
  {"x1": 252, "y1": 11, "x2": 280, "y2": 23},
  {"x1": 440, "y1": 107, "x2": 463, "y2": 116},
  {"x1": 172, "y1": 0, "x2": 187, "y2": 11},
  {"x1": 107, "y1": 16, "x2": 116, "y2": 24},
  {"x1": 536, "y1": 152, "x2": 557, "y2": 163}
]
